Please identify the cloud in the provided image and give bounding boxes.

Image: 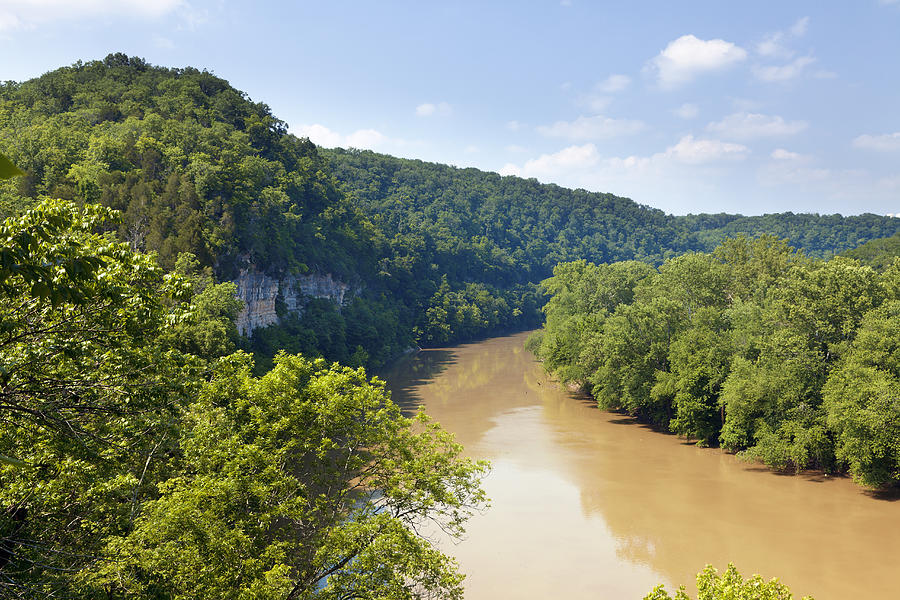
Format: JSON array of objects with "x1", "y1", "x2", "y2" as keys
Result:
[
  {"x1": 663, "y1": 135, "x2": 749, "y2": 164},
  {"x1": 752, "y1": 55, "x2": 815, "y2": 82},
  {"x1": 501, "y1": 135, "x2": 746, "y2": 181},
  {"x1": 578, "y1": 93, "x2": 611, "y2": 113},
  {"x1": 757, "y1": 17, "x2": 809, "y2": 58},
  {"x1": 505, "y1": 144, "x2": 527, "y2": 153},
  {"x1": 0, "y1": 0, "x2": 186, "y2": 30},
  {"x1": 791, "y1": 16, "x2": 810, "y2": 36},
  {"x1": 753, "y1": 18, "x2": 820, "y2": 82},
  {"x1": 853, "y1": 132, "x2": 900, "y2": 151},
  {"x1": 294, "y1": 123, "x2": 388, "y2": 151},
  {"x1": 576, "y1": 75, "x2": 630, "y2": 112},
  {"x1": 647, "y1": 34, "x2": 747, "y2": 88},
  {"x1": 415, "y1": 102, "x2": 452, "y2": 117},
  {"x1": 500, "y1": 144, "x2": 602, "y2": 178},
  {"x1": 596, "y1": 74, "x2": 631, "y2": 93},
  {"x1": 673, "y1": 103, "x2": 699, "y2": 119},
  {"x1": 771, "y1": 148, "x2": 807, "y2": 161},
  {"x1": 536, "y1": 114, "x2": 645, "y2": 140},
  {"x1": 707, "y1": 112, "x2": 807, "y2": 139},
  {"x1": 506, "y1": 120, "x2": 524, "y2": 131}
]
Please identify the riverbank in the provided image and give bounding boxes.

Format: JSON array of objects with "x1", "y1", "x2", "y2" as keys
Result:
[{"x1": 385, "y1": 331, "x2": 900, "y2": 600}]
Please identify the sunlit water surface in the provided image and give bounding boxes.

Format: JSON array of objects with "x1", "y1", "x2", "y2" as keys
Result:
[{"x1": 383, "y1": 332, "x2": 899, "y2": 600}]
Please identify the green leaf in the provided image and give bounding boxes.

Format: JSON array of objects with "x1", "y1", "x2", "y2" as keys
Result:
[
  {"x1": 0, "y1": 453, "x2": 26, "y2": 468},
  {"x1": 0, "y1": 152, "x2": 24, "y2": 180}
]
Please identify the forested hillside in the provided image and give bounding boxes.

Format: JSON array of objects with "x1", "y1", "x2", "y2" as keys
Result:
[
  {"x1": 2, "y1": 55, "x2": 899, "y2": 367},
  {"x1": 529, "y1": 237, "x2": 900, "y2": 487},
  {"x1": 842, "y1": 230, "x2": 900, "y2": 270},
  {"x1": 325, "y1": 148, "x2": 900, "y2": 262}
]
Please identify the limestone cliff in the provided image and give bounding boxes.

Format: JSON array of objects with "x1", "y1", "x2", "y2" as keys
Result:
[{"x1": 234, "y1": 270, "x2": 352, "y2": 337}]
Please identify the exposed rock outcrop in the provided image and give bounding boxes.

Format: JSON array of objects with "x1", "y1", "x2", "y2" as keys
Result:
[{"x1": 234, "y1": 270, "x2": 352, "y2": 337}]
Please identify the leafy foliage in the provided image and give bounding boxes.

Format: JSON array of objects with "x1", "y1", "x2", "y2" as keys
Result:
[
  {"x1": 532, "y1": 236, "x2": 900, "y2": 487},
  {"x1": 644, "y1": 563, "x2": 813, "y2": 600},
  {"x1": 841, "y1": 230, "x2": 900, "y2": 271},
  {"x1": 0, "y1": 201, "x2": 488, "y2": 599}
]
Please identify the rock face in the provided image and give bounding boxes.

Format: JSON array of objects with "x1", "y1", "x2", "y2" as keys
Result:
[{"x1": 234, "y1": 270, "x2": 352, "y2": 337}]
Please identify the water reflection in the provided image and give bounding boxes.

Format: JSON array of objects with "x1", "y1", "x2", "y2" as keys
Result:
[{"x1": 383, "y1": 332, "x2": 899, "y2": 600}]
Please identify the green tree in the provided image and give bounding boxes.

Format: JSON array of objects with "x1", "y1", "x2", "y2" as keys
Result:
[
  {"x1": 823, "y1": 300, "x2": 900, "y2": 486},
  {"x1": 90, "y1": 352, "x2": 489, "y2": 600},
  {"x1": 644, "y1": 563, "x2": 813, "y2": 600},
  {"x1": 0, "y1": 199, "x2": 198, "y2": 596}
]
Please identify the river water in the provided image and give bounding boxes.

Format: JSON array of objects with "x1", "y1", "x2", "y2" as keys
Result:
[{"x1": 383, "y1": 331, "x2": 899, "y2": 600}]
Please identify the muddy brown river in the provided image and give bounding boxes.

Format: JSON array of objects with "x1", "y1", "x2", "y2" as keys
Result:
[{"x1": 383, "y1": 332, "x2": 899, "y2": 600}]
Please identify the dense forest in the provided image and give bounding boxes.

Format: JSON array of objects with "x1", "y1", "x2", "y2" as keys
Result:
[
  {"x1": 529, "y1": 236, "x2": 900, "y2": 487},
  {"x1": 0, "y1": 197, "x2": 488, "y2": 598},
  {"x1": 842, "y1": 230, "x2": 900, "y2": 271},
  {"x1": 1, "y1": 55, "x2": 899, "y2": 369},
  {"x1": 0, "y1": 53, "x2": 891, "y2": 597}
]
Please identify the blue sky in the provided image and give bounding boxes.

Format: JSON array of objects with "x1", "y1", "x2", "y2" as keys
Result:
[{"x1": 3, "y1": 0, "x2": 900, "y2": 216}]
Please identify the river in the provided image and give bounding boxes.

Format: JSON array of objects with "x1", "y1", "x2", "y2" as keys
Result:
[{"x1": 383, "y1": 331, "x2": 899, "y2": 600}]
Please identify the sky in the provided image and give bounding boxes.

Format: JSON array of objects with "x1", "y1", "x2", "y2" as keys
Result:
[{"x1": 2, "y1": 0, "x2": 900, "y2": 216}]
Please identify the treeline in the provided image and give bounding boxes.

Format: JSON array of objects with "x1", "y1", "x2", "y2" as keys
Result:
[
  {"x1": 2, "y1": 55, "x2": 899, "y2": 368},
  {"x1": 842, "y1": 229, "x2": 900, "y2": 271},
  {"x1": 0, "y1": 199, "x2": 486, "y2": 599},
  {"x1": 529, "y1": 236, "x2": 900, "y2": 487},
  {"x1": 325, "y1": 147, "x2": 900, "y2": 264}
]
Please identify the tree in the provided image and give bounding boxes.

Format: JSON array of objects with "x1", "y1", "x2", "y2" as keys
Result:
[
  {"x1": 90, "y1": 352, "x2": 489, "y2": 600},
  {"x1": 0, "y1": 199, "x2": 489, "y2": 599},
  {"x1": 0, "y1": 199, "x2": 198, "y2": 596},
  {"x1": 644, "y1": 563, "x2": 813, "y2": 600},
  {"x1": 823, "y1": 300, "x2": 900, "y2": 486}
]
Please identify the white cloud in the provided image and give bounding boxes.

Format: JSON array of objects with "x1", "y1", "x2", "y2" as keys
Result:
[
  {"x1": 853, "y1": 132, "x2": 900, "y2": 151},
  {"x1": 501, "y1": 135, "x2": 746, "y2": 181},
  {"x1": 790, "y1": 16, "x2": 810, "y2": 36},
  {"x1": 416, "y1": 102, "x2": 452, "y2": 117},
  {"x1": 577, "y1": 75, "x2": 630, "y2": 112},
  {"x1": 578, "y1": 93, "x2": 611, "y2": 112},
  {"x1": 757, "y1": 17, "x2": 809, "y2": 58},
  {"x1": 673, "y1": 103, "x2": 699, "y2": 119},
  {"x1": 506, "y1": 120, "x2": 524, "y2": 131},
  {"x1": 536, "y1": 114, "x2": 645, "y2": 140},
  {"x1": 663, "y1": 135, "x2": 749, "y2": 164},
  {"x1": 647, "y1": 34, "x2": 747, "y2": 89},
  {"x1": 294, "y1": 123, "x2": 388, "y2": 151},
  {"x1": 753, "y1": 18, "x2": 821, "y2": 83},
  {"x1": 596, "y1": 74, "x2": 631, "y2": 93},
  {"x1": 771, "y1": 148, "x2": 807, "y2": 161},
  {"x1": 0, "y1": 0, "x2": 186, "y2": 30},
  {"x1": 500, "y1": 143, "x2": 602, "y2": 178},
  {"x1": 295, "y1": 124, "x2": 343, "y2": 147},
  {"x1": 707, "y1": 112, "x2": 807, "y2": 139},
  {"x1": 505, "y1": 144, "x2": 527, "y2": 153},
  {"x1": 753, "y1": 55, "x2": 815, "y2": 82},
  {"x1": 345, "y1": 129, "x2": 387, "y2": 149},
  {"x1": 464, "y1": 145, "x2": 480, "y2": 154}
]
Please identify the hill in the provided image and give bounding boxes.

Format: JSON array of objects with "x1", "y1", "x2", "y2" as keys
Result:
[
  {"x1": 2, "y1": 54, "x2": 899, "y2": 367},
  {"x1": 841, "y1": 229, "x2": 900, "y2": 270}
]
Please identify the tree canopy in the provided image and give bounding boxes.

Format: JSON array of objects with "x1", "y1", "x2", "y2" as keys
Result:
[
  {"x1": 530, "y1": 236, "x2": 900, "y2": 487},
  {"x1": 2, "y1": 56, "x2": 898, "y2": 367},
  {"x1": 0, "y1": 200, "x2": 488, "y2": 599}
]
